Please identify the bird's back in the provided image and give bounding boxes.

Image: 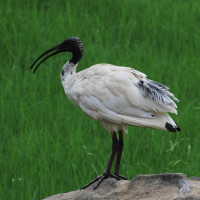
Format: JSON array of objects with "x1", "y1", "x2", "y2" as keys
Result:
[{"x1": 62, "y1": 63, "x2": 180, "y2": 132}]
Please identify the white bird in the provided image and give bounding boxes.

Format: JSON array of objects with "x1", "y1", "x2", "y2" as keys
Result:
[{"x1": 30, "y1": 37, "x2": 180, "y2": 189}]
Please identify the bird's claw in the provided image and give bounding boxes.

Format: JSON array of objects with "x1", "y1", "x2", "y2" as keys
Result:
[
  {"x1": 81, "y1": 173, "x2": 121, "y2": 190},
  {"x1": 114, "y1": 174, "x2": 128, "y2": 180}
]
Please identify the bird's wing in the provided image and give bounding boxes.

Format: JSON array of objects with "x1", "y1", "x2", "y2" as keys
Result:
[{"x1": 70, "y1": 64, "x2": 179, "y2": 125}]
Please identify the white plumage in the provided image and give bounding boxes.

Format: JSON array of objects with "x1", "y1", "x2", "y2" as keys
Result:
[
  {"x1": 61, "y1": 62, "x2": 179, "y2": 133},
  {"x1": 30, "y1": 36, "x2": 180, "y2": 189}
]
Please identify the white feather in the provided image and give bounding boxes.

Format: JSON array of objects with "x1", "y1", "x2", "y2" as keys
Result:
[{"x1": 61, "y1": 62, "x2": 179, "y2": 133}]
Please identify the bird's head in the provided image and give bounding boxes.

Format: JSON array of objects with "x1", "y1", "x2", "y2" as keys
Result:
[{"x1": 30, "y1": 37, "x2": 83, "y2": 73}]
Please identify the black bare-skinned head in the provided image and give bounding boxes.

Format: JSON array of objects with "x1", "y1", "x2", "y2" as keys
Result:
[{"x1": 30, "y1": 37, "x2": 83, "y2": 73}]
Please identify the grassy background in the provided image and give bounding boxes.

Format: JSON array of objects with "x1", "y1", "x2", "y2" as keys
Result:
[{"x1": 1, "y1": 0, "x2": 200, "y2": 199}]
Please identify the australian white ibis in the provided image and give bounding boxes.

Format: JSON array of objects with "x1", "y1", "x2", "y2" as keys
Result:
[{"x1": 30, "y1": 37, "x2": 180, "y2": 189}]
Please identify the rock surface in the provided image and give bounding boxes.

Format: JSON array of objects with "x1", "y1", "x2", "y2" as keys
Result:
[{"x1": 43, "y1": 173, "x2": 200, "y2": 200}]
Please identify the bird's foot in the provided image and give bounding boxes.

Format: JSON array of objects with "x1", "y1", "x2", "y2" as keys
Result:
[
  {"x1": 81, "y1": 173, "x2": 120, "y2": 190},
  {"x1": 114, "y1": 174, "x2": 128, "y2": 180}
]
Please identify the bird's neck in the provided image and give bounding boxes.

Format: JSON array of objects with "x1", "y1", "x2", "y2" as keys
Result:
[
  {"x1": 61, "y1": 61, "x2": 77, "y2": 80},
  {"x1": 61, "y1": 61, "x2": 78, "y2": 101}
]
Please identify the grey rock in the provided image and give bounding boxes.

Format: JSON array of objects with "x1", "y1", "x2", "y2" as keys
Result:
[
  {"x1": 190, "y1": 177, "x2": 200, "y2": 181},
  {"x1": 43, "y1": 173, "x2": 200, "y2": 200}
]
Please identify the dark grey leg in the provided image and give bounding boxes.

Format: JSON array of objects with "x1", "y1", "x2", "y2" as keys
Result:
[
  {"x1": 114, "y1": 130, "x2": 128, "y2": 180},
  {"x1": 114, "y1": 130, "x2": 123, "y2": 175},
  {"x1": 103, "y1": 131, "x2": 118, "y2": 175},
  {"x1": 81, "y1": 131, "x2": 120, "y2": 190}
]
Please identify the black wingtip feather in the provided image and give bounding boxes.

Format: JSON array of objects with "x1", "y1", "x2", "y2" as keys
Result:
[
  {"x1": 165, "y1": 122, "x2": 181, "y2": 132},
  {"x1": 176, "y1": 123, "x2": 181, "y2": 132}
]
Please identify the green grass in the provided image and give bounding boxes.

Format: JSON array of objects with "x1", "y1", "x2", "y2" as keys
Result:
[{"x1": 0, "y1": 0, "x2": 200, "y2": 199}]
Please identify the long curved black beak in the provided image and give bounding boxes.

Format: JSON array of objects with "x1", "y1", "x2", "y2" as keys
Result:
[
  {"x1": 30, "y1": 42, "x2": 66, "y2": 73},
  {"x1": 30, "y1": 37, "x2": 83, "y2": 73}
]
